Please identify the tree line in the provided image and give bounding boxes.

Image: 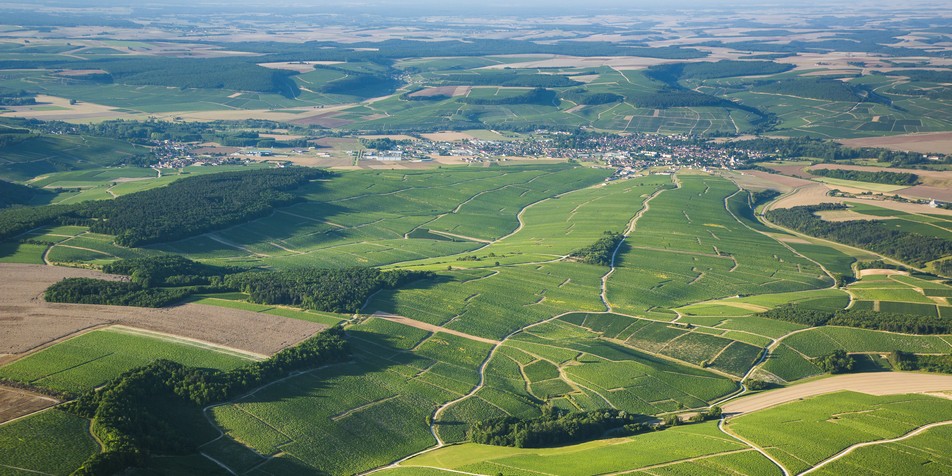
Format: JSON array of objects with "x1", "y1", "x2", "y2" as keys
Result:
[
  {"x1": 0, "y1": 168, "x2": 329, "y2": 247},
  {"x1": 569, "y1": 231, "x2": 623, "y2": 266},
  {"x1": 725, "y1": 136, "x2": 944, "y2": 167},
  {"x1": 810, "y1": 168, "x2": 919, "y2": 185},
  {"x1": 461, "y1": 87, "x2": 559, "y2": 106},
  {"x1": 48, "y1": 255, "x2": 433, "y2": 313},
  {"x1": 44, "y1": 278, "x2": 189, "y2": 308},
  {"x1": 469, "y1": 406, "x2": 724, "y2": 448},
  {"x1": 760, "y1": 305, "x2": 952, "y2": 334},
  {"x1": 889, "y1": 350, "x2": 952, "y2": 374},
  {"x1": 223, "y1": 267, "x2": 433, "y2": 313},
  {"x1": 766, "y1": 203, "x2": 952, "y2": 267},
  {"x1": 64, "y1": 328, "x2": 350, "y2": 475}
]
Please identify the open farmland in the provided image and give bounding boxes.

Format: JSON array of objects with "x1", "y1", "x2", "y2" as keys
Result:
[
  {"x1": 0, "y1": 264, "x2": 325, "y2": 356},
  {"x1": 728, "y1": 392, "x2": 952, "y2": 475},
  {"x1": 0, "y1": 327, "x2": 255, "y2": 394},
  {"x1": 606, "y1": 174, "x2": 832, "y2": 320},
  {"x1": 2, "y1": 3, "x2": 952, "y2": 475},
  {"x1": 155, "y1": 164, "x2": 609, "y2": 269},
  {"x1": 0, "y1": 409, "x2": 99, "y2": 476}
]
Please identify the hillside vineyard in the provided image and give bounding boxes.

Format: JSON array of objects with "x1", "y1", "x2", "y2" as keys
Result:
[{"x1": 1, "y1": 1, "x2": 952, "y2": 475}]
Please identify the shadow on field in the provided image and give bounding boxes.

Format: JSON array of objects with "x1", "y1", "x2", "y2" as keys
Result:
[{"x1": 204, "y1": 329, "x2": 440, "y2": 473}]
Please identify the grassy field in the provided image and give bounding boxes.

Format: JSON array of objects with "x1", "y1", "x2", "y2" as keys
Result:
[
  {"x1": 729, "y1": 392, "x2": 952, "y2": 474},
  {"x1": 0, "y1": 328, "x2": 255, "y2": 394}
]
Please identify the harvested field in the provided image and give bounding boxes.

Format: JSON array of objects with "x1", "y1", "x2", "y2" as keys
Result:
[
  {"x1": 807, "y1": 164, "x2": 952, "y2": 188},
  {"x1": 407, "y1": 86, "x2": 469, "y2": 98},
  {"x1": 257, "y1": 61, "x2": 342, "y2": 72},
  {"x1": 722, "y1": 373, "x2": 952, "y2": 416},
  {"x1": 289, "y1": 111, "x2": 353, "y2": 128},
  {"x1": 858, "y1": 269, "x2": 910, "y2": 277},
  {"x1": 764, "y1": 164, "x2": 812, "y2": 179},
  {"x1": 359, "y1": 134, "x2": 419, "y2": 141},
  {"x1": 815, "y1": 209, "x2": 891, "y2": 222},
  {"x1": 421, "y1": 131, "x2": 475, "y2": 141},
  {"x1": 771, "y1": 183, "x2": 952, "y2": 216},
  {"x1": 0, "y1": 386, "x2": 58, "y2": 424},
  {"x1": 0, "y1": 264, "x2": 325, "y2": 356},
  {"x1": 839, "y1": 131, "x2": 952, "y2": 155},
  {"x1": 727, "y1": 170, "x2": 812, "y2": 192},
  {"x1": 771, "y1": 183, "x2": 839, "y2": 209},
  {"x1": 901, "y1": 185, "x2": 952, "y2": 202},
  {"x1": 0, "y1": 94, "x2": 141, "y2": 122}
]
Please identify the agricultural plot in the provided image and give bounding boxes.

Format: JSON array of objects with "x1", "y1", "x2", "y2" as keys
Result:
[
  {"x1": 728, "y1": 392, "x2": 952, "y2": 475},
  {"x1": 846, "y1": 273, "x2": 952, "y2": 317},
  {"x1": 0, "y1": 409, "x2": 98, "y2": 476},
  {"x1": 157, "y1": 164, "x2": 608, "y2": 269},
  {"x1": 368, "y1": 262, "x2": 606, "y2": 341},
  {"x1": 607, "y1": 175, "x2": 831, "y2": 320},
  {"x1": 567, "y1": 313, "x2": 763, "y2": 377},
  {"x1": 402, "y1": 421, "x2": 750, "y2": 476},
  {"x1": 809, "y1": 423, "x2": 952, "y2": 476},
  {"x1": 780, "y1": 327, "x2": 952, "y2": 358},
  {"x1": 210, "y1": 320, "x2": 492, "y2": 476},
  {"x1": 0, "y1": 328, "x2": 254, "y2": 394}
]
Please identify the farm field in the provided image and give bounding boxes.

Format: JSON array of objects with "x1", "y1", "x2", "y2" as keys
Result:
[
  {"x1": 400, "y1": 422, "x2": 763, "y2": 476},
  {"x1": 0, "y1": 327, "x2": 255, "y2": 394},
  {"x1": 846, "y1": 273, "x2": 952, "y2": 317},
  {"x1": 606, "y1": 174, "x2": 832, "y2": 320},
  {"x1": 728, "y1": 392, "x2": 952, "y2": 475},
  {"x1": 0, "y1": 409, "x2": 99, "y2": 476},
  {"x1": 3, "y1": 5, "x2": 952, "y2": 476}
]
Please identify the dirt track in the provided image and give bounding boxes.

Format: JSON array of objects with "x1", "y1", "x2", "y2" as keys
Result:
[
  {"x1": 371, "y1": 312, "x2": 499, "y2": 345},
  {"x1": 722, "y1": 372, "x2": 952, "y2": 416},
  {"x1": 0, "y1": 264, "x2": 325, "y2": 356}
]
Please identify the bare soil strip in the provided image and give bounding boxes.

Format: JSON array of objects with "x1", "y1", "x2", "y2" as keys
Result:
[
  {"x1": 0, "y1": 264, "x2": 325, "y2": 357},
  {"x1": 370, "y1": 313, "x2": 500, "y2": 345},
  {"x1": 722, "y1": 373, "x2": 952, "y2": 416},
  {"x1": 0, "y1": 386, "x2": 58, "y2": 424}
]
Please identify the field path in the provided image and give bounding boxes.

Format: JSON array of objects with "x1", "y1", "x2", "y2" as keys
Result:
[
  {"x1": 799, "y1": 419, "x2": 952, "y2": 475},
  {"x1": 721, "y1": 372, "x2": 952, "y2": 416},
  {"x1": 371, "y1": 312, "x2": 500, "y2": 345}
]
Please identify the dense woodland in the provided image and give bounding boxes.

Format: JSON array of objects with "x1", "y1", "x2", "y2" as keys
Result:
[
  {"x1": 440, "y1": 71, "x2": 582, "y2": 88},
  {"x1": 560, "y1": 88, "x2": 624, "y2": 105},
  {"x1": 0, "y1": 168, "x2": 329, "y2": 246},
  {"x1": 50, "y1": 256, "x2": 432, "y2": 314},
  {"x1": 225, "y1": 267, "x2": 434, "y2": 313},
  {"x1": 569, "y1": 231, "x2": 623, "y2": 266},
  {"x1": 889, "y1": 350, "x2": 952, "y2": 374},
  {"x1": 727, "y1": 137, "x2": 941, "y2": 166},
  {"x1": 809, "y1": 168, "x2": 920, "y2": 185},
  {"x1": 766, "y1": 204, "x2": 952, "y2": 266},
  {"x1": 645, "y1": 60, "x2": 793, "y2": 83},
  {"x1": 44, "y1": 278, "x2": 188, "y2": 307},
  {"x1": 750, "y1": 78, "x2": 885, "y2": 104},
  {"x1": 64, "y1": 328, "x2": 350, "y2": 475},
  {"x1": 102, "y1": 256, "x2": 237, "y2": 287},
  {"x1": 462, "y1": 87, "x2": 559, "y2": 106},
  {"x1": 761, "y1": 305, "x2": 952, "y2": 334},
  {"x1": 815, "y1": 349, "x2": 855, "y2": 374},
  {"x1": 469, "y1": 409, "x2": 652, "y2": 448}
]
